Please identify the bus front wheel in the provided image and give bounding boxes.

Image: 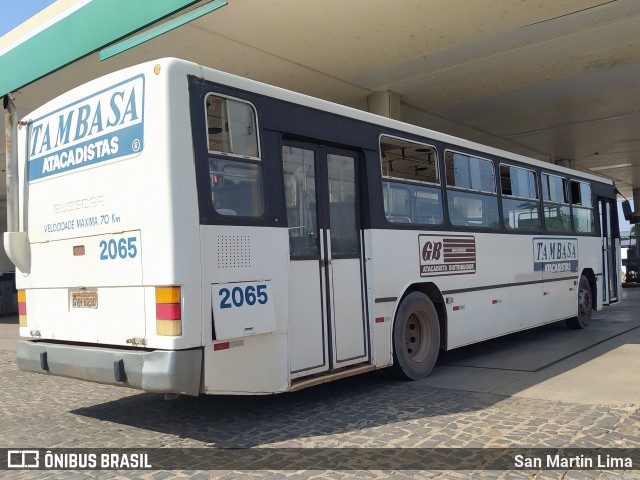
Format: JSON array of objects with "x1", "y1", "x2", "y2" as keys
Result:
[
  {"x1": 566, "y1": 275, "x2": 592, "y2": 329},
  {"x1": 391, "y1": 292, "x2": 440, "y2": 380}
]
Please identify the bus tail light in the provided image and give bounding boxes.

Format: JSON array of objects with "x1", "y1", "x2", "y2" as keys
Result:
[
  {"x1": 155, "y1": 286, "x2": 182, "y2": 336},
  {"x1": 18, "y1": 290, "x2": 26, "y2": 327}
]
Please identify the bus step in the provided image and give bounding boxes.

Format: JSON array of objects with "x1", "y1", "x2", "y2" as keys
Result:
[{"x1": 289, "y1": 364, "x2": 376, "y2": 392}]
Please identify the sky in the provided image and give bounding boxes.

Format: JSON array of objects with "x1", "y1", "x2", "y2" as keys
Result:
[{"x1": 0, "y1": 0, "x2": 57, "y2": 37}]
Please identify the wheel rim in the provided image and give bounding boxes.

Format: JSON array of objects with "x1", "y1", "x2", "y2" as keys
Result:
[
  {"x1": 578, "y1": 286, "x2": 591, "y2": 319},
  {"x1": 404, "y1": 310, "x2": 430, "y2": 363}
]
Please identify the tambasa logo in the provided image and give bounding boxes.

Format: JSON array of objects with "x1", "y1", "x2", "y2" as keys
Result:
[
  {"x1": 533, "y1": 237, "x2": 578, "y2": 273},
  {"x1": 28, "y1": 75, "x2": 145, "y2": 181}
]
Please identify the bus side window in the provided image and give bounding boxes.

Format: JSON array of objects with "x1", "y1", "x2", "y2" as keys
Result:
[
  {"x1": 379, "y1": 136, "x2": 443, "y2": 225},
  {"x1": 500, "y1": 164, "x2": 541, "y2": 232},
  {"x1": 209, "y1": 160, "x2": 264, "y2": 217},
  {"x1": 571, "y1": 180, "x2": 595, "y2": 233},
  {"x1": 414, "y1": 190, "x2": 443, "y2": 225},
  {"x1": 541, "y1": 173, "x2": 571, "y2": 232},
  {"x1": 206, "y1": 95, "x2": 259, "y2": 158},
  {"x1": 383, "y1": 182, "x2": 411, "y2": 223},
  {"x1": 205, "y1": 94, "x2": 264, "y2": 218},
  {"x1": 445, "y1": 151, "x2": 499, "y2": 228}
]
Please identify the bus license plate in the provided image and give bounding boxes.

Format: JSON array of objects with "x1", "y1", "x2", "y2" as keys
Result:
[{"x1": 71, "y1": 291, "x2": 98, "y2": 309}]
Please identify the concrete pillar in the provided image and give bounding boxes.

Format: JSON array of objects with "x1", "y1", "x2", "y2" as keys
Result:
[
  {"x1": 554, "y1": 159, "x2": 571, "y2": 168},
  {"x1": 367, "y1": 90, "x2": 402, "y2": 121}
]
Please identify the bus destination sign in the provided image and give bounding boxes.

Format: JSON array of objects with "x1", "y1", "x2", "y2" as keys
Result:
[
  {"x1": 419, "y1": 234, "x2": 477, "y2": 277},
  {"x1": 28, "y1": 74, "x2": 145, "y2": 181}
]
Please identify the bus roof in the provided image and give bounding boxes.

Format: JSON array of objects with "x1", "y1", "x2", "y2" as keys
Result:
[
  {"x1": 194, "y1": 60, "x2": 612, "y2": 186},
  {"x1": 25, "y1": 57, "x2": 614, "y2": 186}
]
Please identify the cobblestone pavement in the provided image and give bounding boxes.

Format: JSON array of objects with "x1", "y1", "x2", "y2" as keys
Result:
[{"x1": 1, "y1": 347, "x2": 639, "y2": 480}]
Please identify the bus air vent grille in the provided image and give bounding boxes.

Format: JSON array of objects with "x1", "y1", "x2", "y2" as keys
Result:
[{"x1": 217, "y1": 235, "x2": 251, "y2": 268}]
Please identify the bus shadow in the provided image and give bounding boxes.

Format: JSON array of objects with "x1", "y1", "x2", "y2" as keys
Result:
[
  {"x1": 71, "y1": 369, "x2": 502, "y2": 448},
  {"x1": 72, "y1": 289, "x2": 640, "y2": 447}
]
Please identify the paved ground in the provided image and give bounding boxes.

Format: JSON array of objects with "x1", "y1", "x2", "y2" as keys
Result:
[{"x1": 0, "y1": 289, "x2": 639, "y2": 479}]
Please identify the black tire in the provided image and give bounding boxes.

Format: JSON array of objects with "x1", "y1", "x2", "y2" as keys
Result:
[
  {"x1": 391, "y1": 292, "x2": 441, "y2": 380},
  {"x1": 566, "y1": 275, "x2": 592, "y2": 329}
]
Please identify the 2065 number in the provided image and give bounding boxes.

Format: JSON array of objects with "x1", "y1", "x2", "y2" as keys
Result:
[
  {"x1": 99, "y1": 237, "x2": 138, "y2": 260},
  {"x1": 219, "y1": 284, "x2": 268, "y2": 309}
]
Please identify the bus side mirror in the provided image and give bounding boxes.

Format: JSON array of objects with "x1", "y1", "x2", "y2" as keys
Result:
[
  {"x1": 4, "y1": 232, "x2": 31, "y2": 274},
  {"x1": 621, "y1": 200, "x2": 632, "y2": 221}
]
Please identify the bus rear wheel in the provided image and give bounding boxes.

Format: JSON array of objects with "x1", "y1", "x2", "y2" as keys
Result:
[
  {"x1": 391, "y1": 292, "x2": 440, "y2": 380},
  {"x1": 566, "y1": 275, "x2": 592, "y2": 329}
]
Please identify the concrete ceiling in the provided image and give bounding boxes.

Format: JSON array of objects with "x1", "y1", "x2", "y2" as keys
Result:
[{"x1": 2, "y1": 0, "x2": 640, "y2": 199}]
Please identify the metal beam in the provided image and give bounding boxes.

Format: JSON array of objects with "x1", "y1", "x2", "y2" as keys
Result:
[
  {"x1": 0, "y1": 0, "x2": 203, "y2": 96},
  {"x1": 100, "y1": 0, "x2": 228, "y2": 61}
]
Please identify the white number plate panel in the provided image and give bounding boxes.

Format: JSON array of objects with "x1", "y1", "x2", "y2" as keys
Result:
[{"x1": 211, "y1": 281, "x2": 276, "y2": 340}]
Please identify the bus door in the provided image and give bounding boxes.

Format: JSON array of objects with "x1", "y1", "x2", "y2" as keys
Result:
[
  {"x1": 282, "y1": 142, "x2": 369, "y2": 379},
  {"x1": 598, "y1": 199, "x2": 619, "y2": 304}
]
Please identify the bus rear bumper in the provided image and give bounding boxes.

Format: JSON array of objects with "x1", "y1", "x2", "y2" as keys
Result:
[{"x1": 16, "y1": 340, "x2": 202, "y2": 396}]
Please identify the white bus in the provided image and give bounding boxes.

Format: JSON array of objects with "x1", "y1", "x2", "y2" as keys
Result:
[{"x1": 6, "y1": 58, "x2": 620, "y2": 396}]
